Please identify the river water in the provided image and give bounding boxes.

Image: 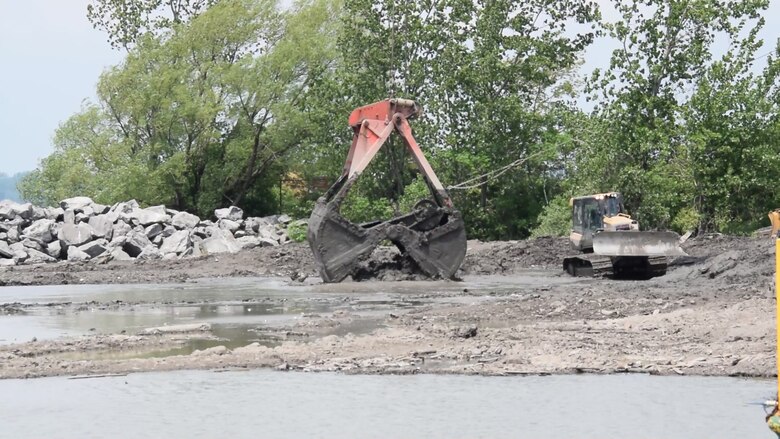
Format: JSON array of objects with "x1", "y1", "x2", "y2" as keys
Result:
[{"x1": 0, "y1": 370, "x2": 773, "y2": 438}]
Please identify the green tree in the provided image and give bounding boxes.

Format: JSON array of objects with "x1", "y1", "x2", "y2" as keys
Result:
[
  {"x1": 87, "y1": 0, "x2": 218, "y2": 50},
  {"x1": 580, "y1": 0, "x2": 771, "y2": 229},
  {"x1": 24, "y1": 0, "x2": 339, "y2": 216}
]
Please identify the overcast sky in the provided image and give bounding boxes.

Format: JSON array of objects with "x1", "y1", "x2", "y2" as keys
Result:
[{"x1": 0, "y1": 0, "x2": 778, "y2": 176}]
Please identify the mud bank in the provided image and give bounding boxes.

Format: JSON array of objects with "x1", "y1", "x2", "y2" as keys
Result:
[{"x1": 0, "y1": 234, "x2": 775, "y2": 379}]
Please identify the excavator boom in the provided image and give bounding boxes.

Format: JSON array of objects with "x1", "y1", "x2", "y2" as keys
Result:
[{"x1": 307, "y1": 98, "x2": 467, "y2": 283}]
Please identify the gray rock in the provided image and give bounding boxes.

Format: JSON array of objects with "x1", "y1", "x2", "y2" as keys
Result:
[
  {"x1": 152, "y1": 235, "x2": 163, "y2": 246},
  {"x1": 92, "y1": 203, "x2": 110, "y2": 215},
  {"x1": 112, "y1": 200, "x2": 139, "y2": 214},
  {"x1": 0, "y1": 240, "x2": 13, "y2": 258},
  {"x1": 0, "y1": 233, "x2": 6, "y2": 241},
  {"x1": 160, "y1": 230, "x2": 191, "y2": 255},
  {"x1": 162, "y1": 225, "x2": 176, "y2": 238},
  {"x1": 63, "y1": 209, "x2": 76, "y2": 224},
  {"x1": 199, "y1": 230, "x2": 241, "y2": 254},
  {"x1": 21, "y1": 238, "x2": 44, "y2": 252},
  {"x1": 10, "y1": 242, "x2": 29, "y2": 262},
  {"x1": 74, "y1": 212, "x2": 91, "y2": 223},
  {"x1": 45, "y1": 207, "x2": 65, "y2": 221},
  {"x1": 80, "y1": 205, "x2": 95, "y2": 217},
  {"x1": 59, "y1": 223, "x2": 94, "y2": 247},
  {"x1": 163, "y1": 252, "x2": 178, "y2": 260},
  {"x1": 234, "y1": 230, "x2": 247, "y2": 238},
  {"x1": 218, "y1": 219, "x2": 241, "y2": 234},
  {"x1": 110, "y1": 247, "x2": 133, "y2": 261},
  {"x1": 79, "y1": 239, "x2": 109, "y2": 258},
  {"x1": 88, "y1": 215, "x2": 115, "y2": 240},
  {"x1": 258, "y1": 226, "x2": 281, "y2": 241},
  {"x1": 0, "y1": 258, "x2": 15, "y2": 266},
  {"x1": 278, "y1": 214, "x2": 292, "y2": 224},
  {"x1": 112, "y1": 220, "x2": 132, "y2": 240},
  {"x1": 258, "y1": 237, "x2": 280, "y2": 247},
  {"x1": 145, "y1": 223, "x2": 164, "y2": 239},
  {"x1": 137, "y1": 245, "x2": 162, "y2": 260},
  {"x1": 67, "y1": 246, "x2": 91, "y2": 262},
  {"x1": 31, "y1": 206, "x2": 47, "y2": 221},
  {"x1": 131, "y1": 207, "x2": 171, "y2": 226},
  {"x1": 122, "y1": 231, "x2": 152, "y2": 257},
  {"x1": 181, "y1": 244, "x2": 204, "y2": 258},
  {"x1": 46, "y1": 241, "x2": 63, "y2": 259},
  {"x1": 236, "y1": 236, "x2": 261, "y2": 249},
  {"x1": 172, "y1": 211, "x2": 200, "y2": 229},
  {"x1": 21, "y1": 219, "x2": 56, "y2": 243},
  {"x1": 24, "y1": 248, "x2": 57, "y2": 264},
  {"x1": 214, "y1": 206, "x2": 243, "y2": 221},
  {"x1": 5, "y1": 226, "x2": 19, "y2": 243},
  {"x1": 60, "y1": 196, "x2": 94, "y2": 211}
]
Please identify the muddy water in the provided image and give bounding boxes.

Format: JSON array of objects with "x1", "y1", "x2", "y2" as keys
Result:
[
  {"x1": 0, "y1": 273, "x2": 578, "y2": 345},
  {"x1": 0, "y1": 370, "x2": 772, "y2": 439}
]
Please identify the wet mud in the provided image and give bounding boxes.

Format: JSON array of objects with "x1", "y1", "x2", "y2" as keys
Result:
[{"x1": 0, "y1": 234, "x2": 776, "y2": 379}]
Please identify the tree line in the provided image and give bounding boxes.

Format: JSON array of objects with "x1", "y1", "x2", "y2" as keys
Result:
[{"x1": 20, "y1": 0, "x2": 780, "y2": 240}]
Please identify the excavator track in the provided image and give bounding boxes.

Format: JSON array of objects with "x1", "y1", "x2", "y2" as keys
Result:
[{"x1": 563, "y1": 254, "x2": 669, "y2": 279}]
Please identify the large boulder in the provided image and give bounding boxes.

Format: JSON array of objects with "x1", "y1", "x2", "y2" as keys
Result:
[
  {"x1": 67, "y1": 246, "x2": 91, "y2": 262},
  {"x1": 24, "y1": 248, "x2": 57, "y2": 264},
  {"x1": 9, "y1": 242, "x2": 29, "y2": 262},
  {"x1": 46, "y1": 241, "x2": 63, "y2": 259},
  {"x1": 130, "y1": 207, "x2": 171, "y2": 226},
  {"x1": 0, "y1": 240, "x2": 13, "y2": 258},
  {"x1": 22, "y1": 249, "x2": 55, "y2": 264},
  {"x1": 79, "y1": 239, "x2": 109, "y2": 258},
  {"x1": 110, "y1": 247, "x2": 133, "y2": 261},
  {"x1": 112, "y1": 220, "x2": 132, "y2": 241},
  {"x1": 214, "y1": 206, "x2": 243, "y2": 221},
  {"x1": 172, "y1": 211, "x2": 200, "y2": 229},
  {"x1": 236, "y1": 236, "x2": 261, "y2": 249},
  {"x1": 0, "y1": 201, "x2": 33, "y2": 220},
  {"x1": 137, "y1": 245, "x2": 163, "y2": 260},
  {"x1": 21, "y1": 219, "x2": 56, "y2": 244},
  {"x1": 199, "y1": 229, "x2": 241, "y2": 254},
  {"x1": 59, "y1": 223, "x2": 94, "y2": 247},
  {"x1": 122, "y1": 231, "x2": 152, "y2": 257},
  {"x1": 218, "y1": 219, "x2": 241, "y2": 234},
  {"x1": 159, "y1": 230, "x2": 191, "y2": 255},
  {"x1": 44, "y1": 207, "x2": 65, "y2": 221},
  {"x1": 145, "y1": 223, "x2": 165, "y2": 239},
  {"x1": 162, "y1": 225, "x2": 176, "y2": 238},
  {"x1": 88, "y1": 214, "x2": 115, "y2": 240},
  {"x1": 112, "y1": 200, "x2": 139, "y2": 214},
  {"x1": 21, "y1": 238, "x2": 45, "y2": 252},
  {"x1": 60, "y1": 197, "x2": 94, "y2": 211}
]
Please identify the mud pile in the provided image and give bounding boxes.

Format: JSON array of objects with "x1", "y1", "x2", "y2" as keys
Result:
[{"x1": 666, "y1": 234, "x2": 774, "y2": 286}]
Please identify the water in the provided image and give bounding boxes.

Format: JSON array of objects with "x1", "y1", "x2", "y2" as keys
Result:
[
  {"x1": 0, "y1": 274, "x2": 577, "y2": 345},
  {"x1": 0, "y1": 370, "x2": 773, "y2": 439}
]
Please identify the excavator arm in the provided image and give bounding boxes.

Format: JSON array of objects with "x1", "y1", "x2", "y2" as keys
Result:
[{"x1": 307, "y1": 98, "x2": 467, "y2": 283}]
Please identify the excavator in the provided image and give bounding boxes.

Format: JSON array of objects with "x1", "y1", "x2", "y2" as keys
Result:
[
  {"x1": 562, "y1": 192, "x2": 687, "y2": 278},
  {"x1": 307, "y1": 98, "x2": 467, "y2": 283}
]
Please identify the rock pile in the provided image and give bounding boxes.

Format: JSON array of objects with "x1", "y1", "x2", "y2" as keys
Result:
[{"x1": 0, "y1": 197, "x2": 303, "y2": 266}]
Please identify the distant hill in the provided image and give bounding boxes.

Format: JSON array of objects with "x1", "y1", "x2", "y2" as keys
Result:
[{"x1": 0, "y1": 172, "x2": 28, "y2": 202}]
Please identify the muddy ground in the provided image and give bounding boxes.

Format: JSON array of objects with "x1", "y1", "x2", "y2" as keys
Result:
[{"x1": 0, "y1": 234, "x2": 777, "y2": 379}]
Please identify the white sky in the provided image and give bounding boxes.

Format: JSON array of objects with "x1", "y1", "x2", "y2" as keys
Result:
[{"x1": 0, "y1": 0, "x2": 778, "y2": 175}]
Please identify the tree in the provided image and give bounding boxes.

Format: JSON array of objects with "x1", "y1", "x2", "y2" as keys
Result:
[
  {"x1": 87, "y1": 0, "x2": 218, "y2": 50},
  {"x1": 23, "y1": 0, "x2": 340, "y2": 216},
  {"x1": 299, "y1": 0, "x2": 601, "y2": 239},
  {"x1": 579, "y1": 0, "x2": 771, "y2": 229}
]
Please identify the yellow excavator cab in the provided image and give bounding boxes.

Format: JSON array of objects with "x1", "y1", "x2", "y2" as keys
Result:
[{"x1": 770, "y1": 210, "x2": 780, "y2": 238}]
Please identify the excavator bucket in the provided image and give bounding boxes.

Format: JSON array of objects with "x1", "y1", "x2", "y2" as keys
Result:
[
  {"x1": 593, "y1": 231, "x2": 688, "y2": 257},
  {"x1": 307, "y1": 98, "x2": 467, "y2": 283}
]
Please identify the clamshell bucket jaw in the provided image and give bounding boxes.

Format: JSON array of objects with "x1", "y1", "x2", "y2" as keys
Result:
[{"x1": 307, "y1": 99, "x2": 467, "y2": 283}]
